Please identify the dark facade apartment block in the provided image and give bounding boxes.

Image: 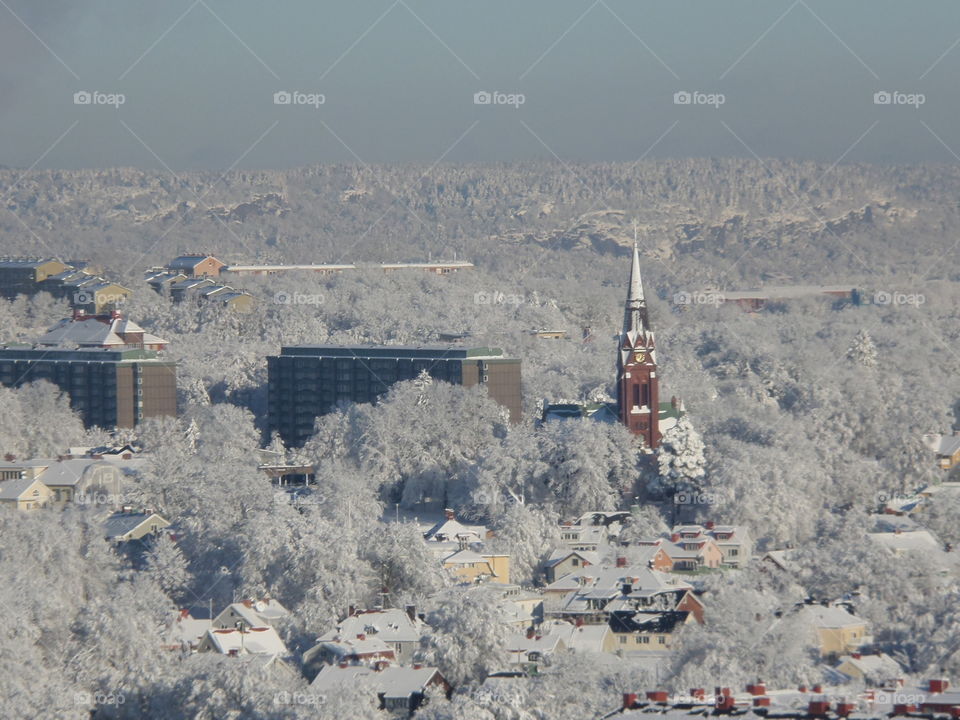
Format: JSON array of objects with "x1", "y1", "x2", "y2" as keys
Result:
[
  {"x1": 0, "y1": 347, "x2": 177, "y2": 429},
  {"x1": 268, "y1": 345, "x2": 522, "y2": 446}
]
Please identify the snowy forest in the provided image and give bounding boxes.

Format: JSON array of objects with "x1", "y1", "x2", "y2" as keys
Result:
[{"x1": 1, "y1": 158, "x2": 959, "y2": 719}]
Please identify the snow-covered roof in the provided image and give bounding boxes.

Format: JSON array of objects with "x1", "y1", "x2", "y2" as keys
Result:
[
  {"x1": 310, "y1": 664, "x2": 443, "y2": 699},
  {"x1": 163, "y1": 612, "x2": 212, "y2": 648},
  {"x1": 565, "y1": 623, "x2": 609, "y2": 652},
  {"x1": 102, "y1": 512, "x2": 169, "y2": 540},
  {"x1": 504, "y1": 621, "x2": 575, "y2": 658},
  {"x1": 801, "y1": 604, "x2": 866, "y2": 629},
  {"x1": 38, "y1": 315, "x2": 167, "y2": 348},
  {"x1": 423, "y1": 517, "x2": 488, "y2": 543},
  {"x1": 318, "y1": 608, "x2": 426, "y2": 645},
  {"x1": 0, "y1": 476, "x2": 46, "y2": 501},
  {"x1": 544, "y1": 549, "x2": 602, "y2": 568},
  {"x1": 204, "y1": 626, "x2": 287, "y2": 656},
  {"x1": 836, "y1": 652, "x2": 903, "y2": 680}
]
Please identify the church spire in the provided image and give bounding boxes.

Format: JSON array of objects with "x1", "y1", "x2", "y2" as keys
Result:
[{"x1": 622, "y1": 226, "x2": 648, "y2": 341}]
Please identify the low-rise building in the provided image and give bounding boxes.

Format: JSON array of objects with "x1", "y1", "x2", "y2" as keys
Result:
[
  {"x1": 310, "y1": 664, "x2": 451, "y2": 715},
  {"x1": 103, "y1": 511, "x2": 170, "y2": 542},
  {"x1": 0, "y1": 475, "x2": 53, "y2": 510},
  {"x1": 307, "y1": 607, "x2": 427, "y2": 671}
]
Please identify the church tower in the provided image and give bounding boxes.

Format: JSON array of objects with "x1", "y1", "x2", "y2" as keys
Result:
[{"x1": 617, "y1": 242, "x2": 660, "y2": 449}]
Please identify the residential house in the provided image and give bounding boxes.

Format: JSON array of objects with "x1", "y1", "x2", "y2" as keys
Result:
[
  {"x1": 423, "y1": 509, "x2": 490, "y2": 544},
  {"x1": 311, "y1": 664, "x2": 451, "y2": 715},
  {"x1": 546, "y1": 563, "x2": 702, "y2": 624},
  {"x1": 671, "y1": 523, "x2": 753, "y2": 568},
  {"x1": 835, "y1": 652, "x2": 903, "y2": 685},
  {"x1": 103, "y1": 511, "x2": 170, "y2": 542},
  {"x1": 491, "y1": 584, "x2": 544, "y2": 628},
  {"x1": 307, "y1": 607, "x2": 427, "y2": 671},
  {"x1": 0, "y1": 258, "x2": 71, "y2": 298},
  {"x1": 543, "y1": 549, "x2": 601, "y2": 584},
  {"x1": 924, "y1": 433, "x2": 960, "y2": 470},
  {"x1": 660, "y1": 532, "x2": 724, "y2": 571},
  {"x1": 162, "y1": 609, "x2": 212, "y2": 652},
  {"x1": 868, "y1": 528, "x2": 960, "y2": 575},
  {"x1": 305, "y1": 634, "x2": 396, "y2": 669},
  {"x1": 212, "y1": 598, "x2": 289, "y2": 630},
  {"x1": 198, "y1": 625, "x2": 288, "y2": 659},
  {"x1": 38, "y1": 311, "x2": 168, "y2": 351},
  {"x1": 799, "y1": 604, "x2": 870, "y2": 658},
  {"x1": 558, "y1": 522, "x2": 609, "y2": 552},
  {"x1": 0, "y1": 456, "x2": 130, "y2": 506},
  {"x1": 0, "y1": 475, "x2": 53, "y2": 510},
  {"x1": 606, "y1": 610, "x2": 693, "y2": 655},
  {"x1": 442, "y1": 549, "x2": 510, "y2": 584},
  {"x1": 166, "y1": 254, "x2": 226, "y2": 278},
  {"x1": 504, "y1": 620, "x2": 576, "y2": 667}
]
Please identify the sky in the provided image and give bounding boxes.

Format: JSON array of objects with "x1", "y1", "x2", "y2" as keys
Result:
[{"x1": 2, "y1": 0, "x2": 960, "y2": 170}]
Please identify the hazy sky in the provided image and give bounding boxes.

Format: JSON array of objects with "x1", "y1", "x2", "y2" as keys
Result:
[{"x1": 2, "y1": 0, "x2": 960, "y2": 170}]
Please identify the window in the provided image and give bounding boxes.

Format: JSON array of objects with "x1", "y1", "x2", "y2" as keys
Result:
[
  {"x1": 572, "y1": 558, "x2": 579, "y2": 566},
  {"x1": 658, "y1": 636, "x2": 666, "y2": 645},
  {"x1": 729, "y1": 549, "x2": 738, "y2": 556},
  {"x1": 641, "y1": 384, "x2": 649, "y2": 406},
  {"x1": 632, "y1": 385, "x2": 640, "y2": 406},
  {"x1": 619, "y1": 635, "x2": 627, "y2": 644}
]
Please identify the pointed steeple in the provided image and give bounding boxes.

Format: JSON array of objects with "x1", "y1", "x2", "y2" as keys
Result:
[{"x1": 621, "y1": 229, "x2": 648, "y2": 342}]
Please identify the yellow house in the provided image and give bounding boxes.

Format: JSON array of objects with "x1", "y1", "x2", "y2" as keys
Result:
[
  {"x1": 804, "y1": 605, "x2": 869, "y2": 657},
  {"x1": 603, "y1": 611, "x2": 693, "y2": 654},
  {"x1": 442, "y1": 550, "x2": 510, "y2": 584},
  {"x1": 0, "y1": 476, "x2": 53, "y2": 510}
]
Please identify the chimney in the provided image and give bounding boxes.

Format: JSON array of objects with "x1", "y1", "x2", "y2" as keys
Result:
[
  {"x1": 444, "y1": 508, "x2": 455, "y2": 521},
  {"x1": 348, "y1": 605, "x2": 357, "y2": 617},
  {"x1": 179, "y1": 608, "x2": 190, "y2": 619},
  {"x1": 930, "y1": 678, "x2": 950, "y2": 693},
  {"x1": 671, "y1": 395, "x2": 677, "y2": 408},
  {"x1": 228, "y1": 649, "x2": 239, "y2": 657},
  {"x1": 705, "y1": 521, "x2": 716, "y2": 530},
  {"x1": 646, "y1": 690, "x2": 668, "y2": 704},
  {"x1": 851, "y1": 652, "x2": 861, "y2": 660},
  {"x1": 357, "y1": 633, "x2": 366, "y2": 641},
  {"x1": 812, "y1": 684, "x2": 823, "y2": 694},
  {"x1": 4, "y1": 454, "x2": 13, "y2": 461},
  {"x1": 671, "y1": 533, "x2": 681, "y2": 543},
  {"x1": 338, "y1": 661, "x2": 349, "y2": 669},
  {"x1": 691, "y1": 689, "x2": 705, "y2": 701},
  {"x1": 526, "y1": 628, "x2": 535, "y2": 639},
  {"x1": 405, "y1": 604, "x2": 417, "y2": 622},
  {"x1": 412, "y1": 663, "x2": 423, "y2": 670},
  {"x1": 616, "y1": 556, "x2": 627, "y2": 568},
  {"x1": 242, "y1": 599, "x2": 253, "y2": 608},
  {"x1": 622, "y1": 693, "x2": 638, "y2": 710}
]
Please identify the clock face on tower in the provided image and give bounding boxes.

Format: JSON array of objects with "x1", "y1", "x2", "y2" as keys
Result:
[{"x1": 633, "y1": 351, "x2": 645, "y2": 363}]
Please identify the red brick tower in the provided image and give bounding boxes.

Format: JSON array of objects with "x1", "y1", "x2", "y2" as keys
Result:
[{"x1": 617, "y1": 243, "x2": 660, "y2": 449}]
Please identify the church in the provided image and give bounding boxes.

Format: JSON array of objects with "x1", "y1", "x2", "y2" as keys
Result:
[{"x1": 541, "y1": 243, "x2": 683, "y2": 450}]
